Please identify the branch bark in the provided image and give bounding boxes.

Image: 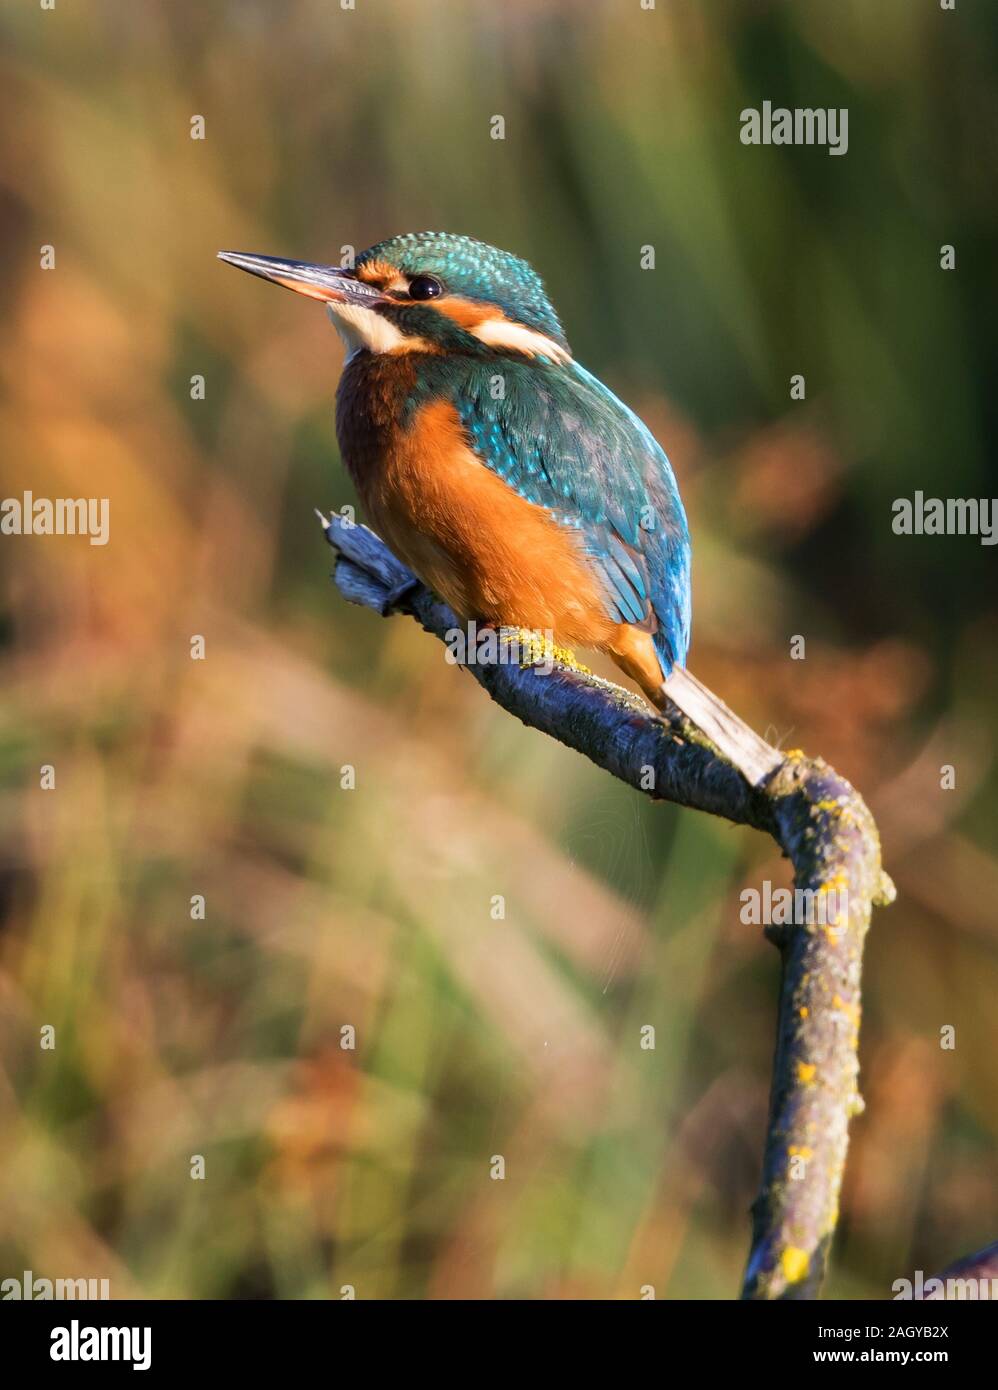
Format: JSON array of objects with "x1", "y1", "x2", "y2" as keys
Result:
[{"x1": 320, "y1": 513, "x2": 896, "y2": 1299}]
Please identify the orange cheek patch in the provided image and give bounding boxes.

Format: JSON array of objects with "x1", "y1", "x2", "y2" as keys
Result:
[{"x1": 431, "y1": 297, "x2": 500, "y2": 330}]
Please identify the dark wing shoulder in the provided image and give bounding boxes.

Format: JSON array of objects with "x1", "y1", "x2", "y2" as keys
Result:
[{"x1": 443, "y1": 358, "x2": 692, "y2": 670}]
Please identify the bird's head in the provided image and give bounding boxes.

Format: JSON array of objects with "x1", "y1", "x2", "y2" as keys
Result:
[{"x1": 218, "y1": 232, "x2": 571, "y2": 365}]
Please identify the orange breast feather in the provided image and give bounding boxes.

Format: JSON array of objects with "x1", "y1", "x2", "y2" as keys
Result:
[{"x1": 360, "y1": 399, "x2": 615, "y2": 645}]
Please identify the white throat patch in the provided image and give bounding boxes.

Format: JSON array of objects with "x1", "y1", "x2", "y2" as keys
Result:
[{"x1": 326, "y1": 302, "x2": 430, "y2": 359}]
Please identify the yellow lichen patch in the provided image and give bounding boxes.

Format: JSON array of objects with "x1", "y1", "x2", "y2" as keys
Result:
[
  {"x1": 508, "y1": 628, "x2": 592, "y2": 675},
  {"x1": 832, "y1": 994, "x2": 860, "y2": 1026},
  {"x1": 797, "y1": 1062, "x2": 817, "y2": 1085},
  {"x1": 875, "y1": 871, "x2": 897, "y2": 906},
  {"x1": 799, "y1": 1006, "x2": 809, "y2": 1018},
  {"x1": 781, "y1": 1247, "x2": 810, "y2": 1285},
  {"x1": 788, "y1": 1145, "x2": 814, "y2": 1161}
]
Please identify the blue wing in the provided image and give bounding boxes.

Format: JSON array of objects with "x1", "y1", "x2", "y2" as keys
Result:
[{"x1": 434, "y1": 358, "x2": 692, "y2": 672}]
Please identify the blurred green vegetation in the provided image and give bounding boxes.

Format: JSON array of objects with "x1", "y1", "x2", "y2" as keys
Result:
[{"x1": 1, "y1": 0, "x2": 996, "y2": 1299}]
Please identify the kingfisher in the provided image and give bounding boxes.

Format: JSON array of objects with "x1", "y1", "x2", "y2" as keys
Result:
[{"x1": 219, "y1": 233, "x2": 778, "y2": 784}]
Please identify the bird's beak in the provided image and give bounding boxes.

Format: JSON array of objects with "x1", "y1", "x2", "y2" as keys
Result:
[{"x1": 217, "y1": 251, "x2": 384, "y2": 307}]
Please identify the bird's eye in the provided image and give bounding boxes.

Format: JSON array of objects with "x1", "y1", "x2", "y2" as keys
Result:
[{"x1": 407, "y1": 274, "x2": 443, "y2": 301}]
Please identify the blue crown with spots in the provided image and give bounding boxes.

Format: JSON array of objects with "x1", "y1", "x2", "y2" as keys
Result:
[{"x1": 357, "y1": 232, "x2": 568, "y2": 349}]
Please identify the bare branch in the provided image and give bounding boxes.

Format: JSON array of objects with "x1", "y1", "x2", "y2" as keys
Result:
[{"x1": 320, "y1": 514, "x2": 896, "y2": 1299}]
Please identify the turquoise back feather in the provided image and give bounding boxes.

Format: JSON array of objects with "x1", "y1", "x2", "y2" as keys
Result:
[{"x1": 408, "y1": 353, "x2": 692, "y2": 672}]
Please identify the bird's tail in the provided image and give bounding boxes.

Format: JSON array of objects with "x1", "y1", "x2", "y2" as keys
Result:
[{"x1": 659, "y1": 665, "x2": 784, "y2": 787}]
